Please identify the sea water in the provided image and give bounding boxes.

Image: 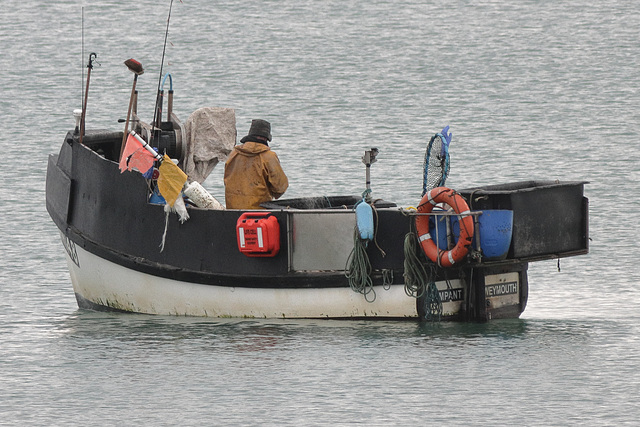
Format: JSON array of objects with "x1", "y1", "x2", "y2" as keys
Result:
[{"x1": 1, "y1": 0, "x2": 639, "y2": 424}]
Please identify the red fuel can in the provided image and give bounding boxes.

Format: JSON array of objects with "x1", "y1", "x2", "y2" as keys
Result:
[{"x1": 236, "y1": 212, "x2": 281, "y2": 257}]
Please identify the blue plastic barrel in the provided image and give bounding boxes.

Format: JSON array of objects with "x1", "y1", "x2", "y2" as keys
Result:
[
  {"x1": 476, "y1": 210, "x2": 513, "y2": 260},
  {"x1": 428, "y1": 210, "x2": 459, "y2": 250},
  {"x1": 428, "y1": 209, "x2": 513, "y2": 260}
]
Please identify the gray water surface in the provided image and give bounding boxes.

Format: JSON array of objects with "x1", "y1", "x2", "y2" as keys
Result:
[{"x1": 1, "y1": 0, "x2": 639, "y2": 425}]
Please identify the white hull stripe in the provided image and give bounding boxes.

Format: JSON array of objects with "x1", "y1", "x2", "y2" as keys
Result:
[
  {"x1": 63, "y1": 236, "x2": 421, "y2": 319},
  {"x1": 55, "y1": 232, "x2": 524, "y2": 319}
]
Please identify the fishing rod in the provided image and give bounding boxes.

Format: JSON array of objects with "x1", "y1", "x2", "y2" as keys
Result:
[
  {"x1": 151, "y1": 0, "x2": 175, "y2": 138},
  {"x1": 156, "y1": 72, "x2": 173, "y2": 128},
  {"x1": 79, "y1": 52, "x2": 97, "y2": 145},
  {"x1": 81, "y1": 7, "x2": 84, "y2": 112}
]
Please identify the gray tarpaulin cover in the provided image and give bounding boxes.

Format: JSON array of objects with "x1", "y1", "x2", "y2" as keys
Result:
[{"x1": 181, "y1": 107, "x2": 236, "y2": 183}]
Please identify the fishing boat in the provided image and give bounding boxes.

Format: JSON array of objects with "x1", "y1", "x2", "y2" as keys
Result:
[{"x1": 45, "y1": 59, "x2": 589, "y2": 321}]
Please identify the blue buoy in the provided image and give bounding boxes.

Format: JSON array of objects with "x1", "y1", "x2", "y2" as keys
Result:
[{"x1": 355, "y1": 200, "x2": 374, "y2": 241}]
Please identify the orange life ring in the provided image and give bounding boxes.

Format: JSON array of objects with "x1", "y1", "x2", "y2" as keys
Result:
[{"x1": 415, "y1": 187, "x2": 475, "y2": 267}]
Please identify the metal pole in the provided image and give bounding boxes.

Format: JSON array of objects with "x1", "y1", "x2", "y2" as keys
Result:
[
  {"x1": 119, "y1": 59, "x2": 144, "y2": 161},
  {"x1": 362, "y1": 148, "x2": 378, "y2": 203}
]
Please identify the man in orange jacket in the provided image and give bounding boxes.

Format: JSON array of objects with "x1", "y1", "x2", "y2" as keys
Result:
[{"x1": 224, "y1": 119, "x2": 289, "y2": 209}]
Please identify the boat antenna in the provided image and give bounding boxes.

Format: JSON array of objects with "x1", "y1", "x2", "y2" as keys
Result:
[{"x1": 152, "y1": 0, "x2": 175, "y2": 138}]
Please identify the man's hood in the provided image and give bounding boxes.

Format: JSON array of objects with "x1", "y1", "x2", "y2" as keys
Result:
[{"x1": 234, "y1": 141, "x2": 271, "y2": 156}]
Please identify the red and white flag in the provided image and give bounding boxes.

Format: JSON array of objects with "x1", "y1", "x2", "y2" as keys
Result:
[{"x1": 119, "y1": 133, "x2": 156, "y2": 174}]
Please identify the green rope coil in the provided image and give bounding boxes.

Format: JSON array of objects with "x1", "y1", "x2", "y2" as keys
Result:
[
  {"x1": 403, "y1": 230, "x2": 443, "y2": 321},
  {"x1": 345, "y1": 228, "x2": 376, "y2": 302},
  {"x1": 403, "y1": 231, "x2": 429, "y2": 298}
]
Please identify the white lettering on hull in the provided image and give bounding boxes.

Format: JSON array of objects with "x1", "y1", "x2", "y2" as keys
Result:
[
  {"x1": 60, "y1": 233, "x2": 79, "y2": 267},
  {"x1": 484, "y1": 272, "x2": 520, "y2": 309},
  {"x1": 439, "y1": 288, "x2": 464, "y2": 303},
  {"x1": 485, "y1": 281, "x2": 518, "y2": 297}
]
